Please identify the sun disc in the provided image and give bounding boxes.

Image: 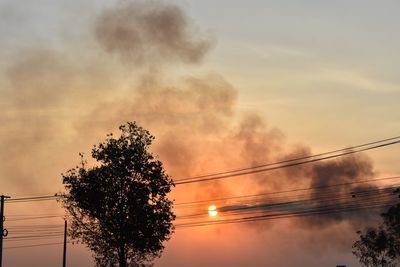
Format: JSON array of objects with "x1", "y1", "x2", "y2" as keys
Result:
[{"x1": 208, "y1": 205, "x2": 218, "y2": 217}]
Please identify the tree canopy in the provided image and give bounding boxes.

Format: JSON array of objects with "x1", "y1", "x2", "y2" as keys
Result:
[
  {"x1": 353, "y1": 202, "x2": 400, "y2": 267},
  {"x1": 61, "y1": 122, "x2": 175, "y2": 267}
]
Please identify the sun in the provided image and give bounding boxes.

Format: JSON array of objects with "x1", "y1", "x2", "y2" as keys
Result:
[{"x1": 208, "y1": 205, "x2": 218, "y2": 217}]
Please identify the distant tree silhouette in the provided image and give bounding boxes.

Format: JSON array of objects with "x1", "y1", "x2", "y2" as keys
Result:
[
  {"x1": 61, "y1": 122, "x2": 175, "y2": 267},
  {"x1": 382, "y1": 204, "x2": 400, "y2": 244},
  {"x1": 353, "y1": 203, "x2": 400, "y2": 267},
  {"x1": 353, "y1": 226, "x2": 397, "y2": 267}
]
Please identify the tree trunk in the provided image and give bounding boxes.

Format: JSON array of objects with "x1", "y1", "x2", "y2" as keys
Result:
[
  {"x1": 118, "y1": 244, "x2": 127, "y2": 267},
  {"x1": 119, "y1": 257, "x2": 127, "y2": 267}
]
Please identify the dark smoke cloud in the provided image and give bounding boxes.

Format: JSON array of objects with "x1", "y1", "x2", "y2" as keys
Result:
[
  {"x1": 95, "y1": 0, "x2": 211, "y2": 66},
  {"x1": 0, "y1": 1, "x2": 393, "y2": 266},
  {"x1": 215, "y1": 153, "x2": 393, "y2": 231},
  {"x1": 0, "y1": 0, "x2": 389, "y2": 243},
  {"x1": 304, "y1": 154, "x2": 381, "y2": 227},
  {"x1": 233, "y1": 114, "x2": 285, "y2": 168},
  {"x1": 73, "y1": 73, "x2": 238, "y2": 174}
]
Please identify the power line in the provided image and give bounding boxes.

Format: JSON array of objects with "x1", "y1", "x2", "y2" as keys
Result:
[
  {"x1": 6, "y1": 230, "x2": 64, "y2": 235},
  {"x1": 3, "y1": 137, "x2": 399, "y2": 202},
  {"x1": 2, "y1": 177, "x2": 398, "y2": 223},
  {"x1": 4, "y1": 242, "x2": 66, "y2": 250},
  {"x1": 175, "y1": 185, "x2": 398, "y2": 220},
  {"x1": 2, "y1": 188, "x2": 396, "y2": 241},
  {"x1": 2, "y1": 181, "x2": 398, "y2": 231},
  {"x1": 5, "y1": 215, "x2": 63, "y2": 222},
  {"x1": 6, "y1": 214, "x2": 63, "y2": 219},
  {"x1": 177, "y1": 136, "x2": 400, "y2": 181},
  {"x1": 175, "y1": 198, "x2": 396, "y2": 229},
  {"x1": 6, "y1": 192, "x2": 58, "y2": 198},
  {"x1": 174, "y1": 175, "x2": 400, "y2": 207},
  {"x1": 3, "y1": 235, "x2": 64, "y2": 243},
  {"x1": 0, "y1": 137, "x2": 397, "y2": 238},
  {"x1": 5, "y1": 195, "x2": 59, "y2": 204},
  {"x1": 6, "y1": 224, "x2": 64, "y2": 229},
  {"x1": 175, "y1": 137, "x2": 400, "y2": 185}
]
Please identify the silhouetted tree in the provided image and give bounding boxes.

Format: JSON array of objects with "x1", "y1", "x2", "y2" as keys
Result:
[
  {"x1": 382, "y1": 204, "x2": 400, "y2": 245},
  {"x1": 61, "y1": 122, "x2": 175, "y2": 267},
  {"x1": 353, "y1": 203, "x2": 400, "y2": 267},
  {"x1": 353, "y1": 227, "x2": 397, "y2": 267}
]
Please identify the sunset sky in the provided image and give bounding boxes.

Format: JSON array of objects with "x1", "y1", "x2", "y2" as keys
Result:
[{"x1": 0, "y1": 0, "x2": 399, "y2": 266}]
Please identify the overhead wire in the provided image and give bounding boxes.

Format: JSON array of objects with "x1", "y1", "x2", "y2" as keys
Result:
[
  {"x1": 175, "y1": 185, "x2": 399, "y2": 221},
  {"x1": 176, "y1": 136, "x2": 400, "y2": 181},
  {"x1": 4, "y1": 242, "x2": 67, "y2": 250},
  {"x1": 1, "y1": 136, "x2": 398, "y2": 233},
  {"x1": 5, "y1": 195, "x2": 59, "y2": 204},
  {"x1": 175, "y1": 137, "x2": 400, "y2": 184},
  {"x1": 2, "y1": 137, "x2": 399, "y2": 204},
  {"x1": 176, "y1": 197, "x2": 397, "y2": 228},
  {"x1": 3, "y1": 177, "x2": 399, "y2": 224},
  {"x1": 174, "y1": 175, "x2": 400, "y2": 207}
]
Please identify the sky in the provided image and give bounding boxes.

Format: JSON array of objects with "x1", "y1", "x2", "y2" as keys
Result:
[{"x1": 0, "y1": 0, "x2": 399, "y2": 266}]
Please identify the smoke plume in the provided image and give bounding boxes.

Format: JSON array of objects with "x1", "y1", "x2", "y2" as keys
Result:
[
  {"x1": 95, "y1": 0, "x2": 211, "y2": 66},
  {"x1": 0, "y1": 1, "x2": 393, "y2": 266}
]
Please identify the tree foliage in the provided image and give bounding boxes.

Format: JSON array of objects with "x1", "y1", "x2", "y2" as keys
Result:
[
  {"x1": 353, "y1": 203, "x2": 400, "y2": 267},
  {"x1": 353, "y1": 227, "x2": 397, "y2": 267},
  {"x1": 61, "y1": 122, "x2": 175, "y2": 267}
]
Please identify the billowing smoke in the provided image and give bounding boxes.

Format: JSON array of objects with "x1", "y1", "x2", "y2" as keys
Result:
[
  {"x1": 95, "y1": 0, "x2": 211, "y2": 66},
  {"x1": 305, "y1": 154, "x2": 377, "y2": 227},
  {"x1": 0, "y1": 1, "x2": 392, "y2": 263}
]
